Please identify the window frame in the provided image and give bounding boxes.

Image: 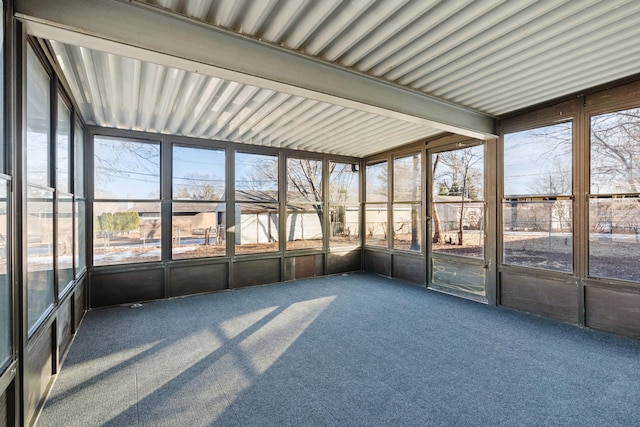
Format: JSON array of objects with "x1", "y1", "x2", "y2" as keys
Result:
[
  {"x1": 91, "y1": 135, "x2": 162, "y2": 267},
  {"x1": 234, "y1": 149, "x2": 280, "y2": 255},
  {"x1": 364, "y1": 158, "x2": 389, "y2": 249},
  {"x1": 285, "y1": 155, "x2": 324, "y2": 252},
  {"x1": 392, "y1": 152, "x2": 422, "y2": 253},
  {"x1": 328, "y1": 161, "x2": 360, "y2": 249},
  {"x1": 500, "y1": 119, "x2": 575, "y2": 274},
  {"x1": 430, "y1": 143, "x2": 486, "y2": 260},
  {"x1": 587, "y1": 105, "x2": 640, "y2": 283},
  {"x1": 170, "y1": 144, "x2": 228, "y2": 260}
]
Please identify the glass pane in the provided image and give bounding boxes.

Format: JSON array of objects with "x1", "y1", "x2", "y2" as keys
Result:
[
  {"x1": 394, "y1": 153, "x2": 421, "y2": 202},
  {"x1": 57, "y1": 195, "x2": 74, "y2": 295},
  {"x1": 235, "y1": 203, "x2": 279, "y2": 255},
  {"x1": 329, "y1": 162, "x2": 359, "y2": 204},
  {"x1": 173, "y1": 146, "x2": 225, "y2": 200},
  {"x1": 393, "y1": 204, "x2": 421, "y2": 251},
  {"x1": 27, "y1": 46, "x2": 51, "y2": 187},
  {"x1": 74, "y1": 199, "x2": 86, "y2": 276},
  {"x1": 235, "y1": 152, "x2": 278, "y2": 201},
  {"x1": 57, "y1": 96, "x2": 71, "y2": 193},
  {"x1": 591, "y1": 108, "x2": 640, "y2": 194},
  {"x1": 0, "y1": 180, "x2": 9, "y2": 365},
  {"x1": 366, "y1": 161, "x2": 387, "y2": 202},
  {"x1": 329, "y1": 205, "x2": 360, "y2": 247},
  {"x1": 504, "y1": 122, "x2": 572, "y2": 196},
  {"x1": 287, "y1": 157, "x2": 322, "y2": 203},
  {"x1": 589, "y1": 197, "x2": 640, "y2": 282},
  {"x1": 172, "y1": 202, "x2": 225, "y2": 259},
  {"x1": 503, "y1": 200, "x2": 573, "y2": 272},
  {"x1": 94, "y1": 136, "x2": 160, "y2": 200},
  {"x1": 432, "y1": 202, "x2": 484, "y2": 258},
  {"x1": 286, "y1": 204, "x2": 323, "y2": 250},
  {"x1": 433, "y1": 146, "x2": 484, "y2": 202},
  {"x1": 26, "y1": 186, "x2": 54, "y2": 331},
  {"x1": 93, "y1": 202, "x2": 161, "y2": 266},
  {"x1": 74, "y1": 123, "x2": 84, "y2": 197},
  {"x1": 365, "y1": 203, "x2": 388, "y2": 247}
]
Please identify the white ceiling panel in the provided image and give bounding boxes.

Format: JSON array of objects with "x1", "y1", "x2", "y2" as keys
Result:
[
  {"x1": 16, "y1": 0, "x2": 640, "y2": 158},
  {"x1": 138, "y1": 0, "x2": 640, "y2": 116}
]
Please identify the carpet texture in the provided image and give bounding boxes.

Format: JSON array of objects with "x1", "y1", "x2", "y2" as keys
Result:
[{"x1": 37, "y1": 273, "x2": 640, "y2": 426}]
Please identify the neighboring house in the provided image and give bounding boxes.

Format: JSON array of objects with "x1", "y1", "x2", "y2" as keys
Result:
[
  {"x1": 125, "y1": 191, "x2": 363, "y2": 246},
  {"x1": 216, "y1": 190, "x2": 323, "y2": 245},
  {"x1": 133, "y1": 203, "x2": 223, "y2": 244},
  {"x1": 504, "y1": 200, "x2": 569, "y2": 232},
  {"x1": 433, "y1": 195, "x2": 484, "y2": 231}
]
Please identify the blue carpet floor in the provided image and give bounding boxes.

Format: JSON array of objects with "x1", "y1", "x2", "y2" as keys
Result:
[{"x1": 37, "y1": 273, "x2": 640, "y2": 426}]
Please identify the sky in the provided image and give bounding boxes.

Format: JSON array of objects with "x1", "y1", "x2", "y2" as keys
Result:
[{"x1": 503, "y1": 122, "x2": 572, "y2": 196}]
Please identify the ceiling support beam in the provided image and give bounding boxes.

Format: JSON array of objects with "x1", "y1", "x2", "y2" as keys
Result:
[{"x1": 15, "y1": 0, "x2": 496, "y2": 140}]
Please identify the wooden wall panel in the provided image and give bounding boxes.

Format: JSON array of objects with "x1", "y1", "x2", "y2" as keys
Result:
[
  {"x1": 233, "y1": 258, "x2": 280, "y2": 288},
  {"x1": 327, "y1": 250, "x2": 361, "y2": 274},
  {"x1": 57, "y1": 299, "x2": 73, "y2": 359},
  {"x1": 295, "y1": 255, "x2": 315, "y2": 279},
  {"x1": 584, "y1": 80, "x2": 640, "y2": 112},
  {"x1": 0, "y1": 388, "x2": 6, "y2": 427},
  {"x1": 25, "y1": 326, "x2": 53, "y2": 424},
  {"x1": 169, "y1": 263, "x2": 228, "y2": 297},
  {"x1": 392, "y1": 254, "x2": 425, "y2": 285},
  {"x1": 283, "y1": 257, "x2": 295, "y2": 281},
  {"x1": 585, "y1": 286, "x2": 640, "y2": 340},
  {"x1": 74, "y1": 280, "x2": 86, "y2": 331},
  {"x1": 90, "y1": 268, "x2": 164, "y2": 308},
  {"x1": 364, "y1": 250, "x2": 391, "y2": 277},
  {"x1": 500, "y1": 272, "x2": 578, "y2": 324},
  {"x1": 314, "y1": 254, "x2": 324, "y2": 277},
  {"x1": 284, "y1": 255, "x2": 325, "y2": 281}
]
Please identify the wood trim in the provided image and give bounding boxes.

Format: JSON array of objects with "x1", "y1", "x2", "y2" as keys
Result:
[
  {"x1": 500, "y1": 271, "x2": 579, "y2": 324},
  {"x1": 583, "y1": 79, "x2": 640, "y2": 114},
  {"x1": 585, "y1": 286, "x2": 640, "y2": 339},
  {"x1": 498, "y1": 99, "x2": 580, "y2": 135}
]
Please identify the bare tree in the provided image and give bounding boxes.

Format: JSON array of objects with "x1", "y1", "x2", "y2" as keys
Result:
[
  {"x1": 250, "y1": 157, "x2": 356, "y2": 225},
  {"x1": 591, "y1": 108, "x2": 640, "y2": 193},
  {"x1": 93, "y1": 138, "x2": 160, "y2": 198},
  {"x1": 589, "y1": 110, "x2": 640, "y2": 248},
  {"x1": 174, "y1": 172, "x2": 222, "y2": 200},
  {"x1": 392, "y1": 154, "x2": 421, "y2": 250},
  {"x1": 436, "y1": 147, "x2": 482, "y2": 246},
  {"x1": 287, "y1": 158, "x2": 323, "y2": 222},
  {"x1": 431, "y1": 153, "x2": 444, "y2": 244},
  {"x1": 529, "y1": 159, "x2": 572, "y2": 233},
  {"x1": 410, "y1": 154, "x2": 420, "y2": 250},
  {"x1": 242, "y1": 156, "x2": 279, "y2": 198},
  {"x1": 329, "y1": 162, "x2": 357, "y2": 204},
  {"x1": 328, "y1": 162, "x2": 358, "y2": 239}
]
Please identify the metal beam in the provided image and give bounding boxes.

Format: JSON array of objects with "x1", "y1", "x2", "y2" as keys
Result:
[{"x1": 15, "y1": 0, "x2": 497, "y2": 140}]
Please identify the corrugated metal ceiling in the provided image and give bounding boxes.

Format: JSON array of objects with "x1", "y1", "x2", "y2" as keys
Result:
[
  {"x1": 46, "y1": 0, "x2": 640, "y2": 157},
  {"x1": 138, "y1": 0, "x2": 640, "y2": 116},
  {"x1": 52, "y1": 41, "x2": 439, "y2": 157}
]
